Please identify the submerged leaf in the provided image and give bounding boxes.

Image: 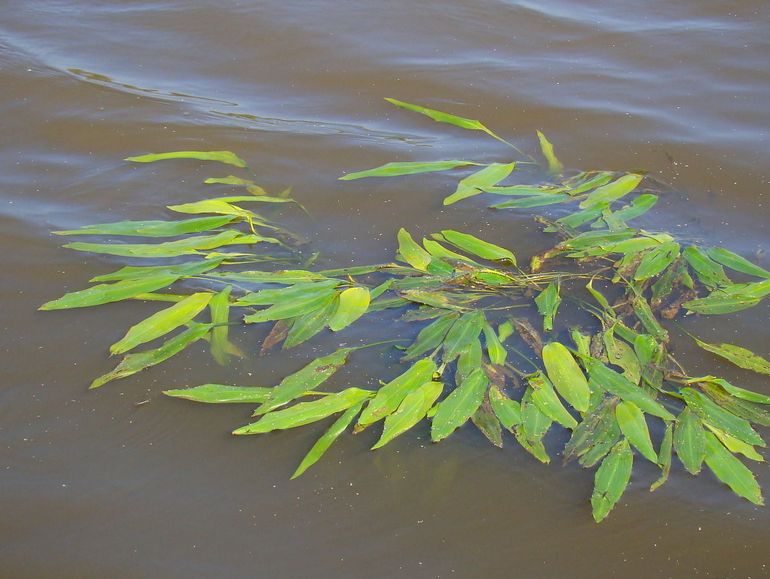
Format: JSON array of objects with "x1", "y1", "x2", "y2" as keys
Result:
[
  {"x1": 650, "y1": 423, "x2": 674, "y2": 491},
  {"x1": 536, "y1": 130, "x2": 564, "y2": 175},
  {"x1": 535, "y1": 282, "x2": 561, "y2": 332}
]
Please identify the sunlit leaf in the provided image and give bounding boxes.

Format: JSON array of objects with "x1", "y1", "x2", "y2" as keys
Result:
[
  {"x1": 591, "y1": 439, "x2": 633, "y2": 522},
  {"x1": 40, "y1": 273, "x2": 180, "y2": 311},
  {"x1": 535, "y1": 130, "x2": 564, "y2": 175},
  {"x1": 53, "y1": 215, "x2": 236, "y2": 237},
  {"x1": 437, "y1": 230, "x2": 516, "y2": 264},
  {"x1": 443, "y1": 163, "x2": 516, "y2": 206},
  {"x1": 615, "y1": 401, "x2": 657, "y2": 463},
  {"x1": 328, "y1": 287, "x2": 370, "y2": 331},
  {"x1": 340, "y1": 160, "x2": 480, "y2": 180},
  {"x1": 529, "y1": 371, "x2": 577, "y2": 429},
  {"x1": 431, "y1": 368, "x2": 488, "y2": 442},
  {"x1": 690, "y1": 336, "x2": 770, "y2": 376},
  {"x1": 706, "y1": 247, "x2": 770, "y2": 279},
  {"x1": 579, "y1": 174, "x2": 643, "y2": 209},
  {"x1": 126, "y1": 150, "x2": 247, "y2": 168},
  {"x1": 542, "y1": 342, "x2": 591, "y2": 412},
  {"x1": 535, "y1": 282, "x2": 561, "y2": 332},
  {"x1": 703, "y1": 431, "x2": 764, "y2": 505},
  {"x1": 163, "y1": 384, "x2": 271, "y2": 404},
  {"x1": 372, "y1": 381, "x2": 443, "y2": 449},
  {"x1": 397, "y1": 228, "x2": 432, "y2": 271},
  {"x1": 681, "y1": 388, "x2": 764, "y2": 448}
]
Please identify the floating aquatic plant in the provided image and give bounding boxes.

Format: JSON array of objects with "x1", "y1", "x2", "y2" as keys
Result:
[{"x1": 41, "y1": 100, "x2": 770, "y2": 522}]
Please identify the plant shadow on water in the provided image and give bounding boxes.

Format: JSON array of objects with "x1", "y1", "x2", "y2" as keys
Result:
[{"x1": 41, "y1": 99, "x2": 770, "y2": 524}]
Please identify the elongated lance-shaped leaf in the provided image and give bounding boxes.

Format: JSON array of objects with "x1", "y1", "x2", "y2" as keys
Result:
[
  {"x1": 482, "y1": 322, "x2": 507, "y2": 365},
  {"x1": 402, "y1": 313, "x2": 459, "y2": 361},
  {"x1": 586, "y1": 359, "x2": 675, "y2": 421},
  {"x1": 372, "y1": 381, "x2": 444, "y2": 449},
  {"x1": 236, "y1": 280, "x2": 342, "y2": 306},
  {"x1": 650, "y1": 422, "x2": 673, "y2": 491},
  {"x1": 40, "y1": 273, "x2": 180, "y2": 311},
  {"x1": 536, "y1": 130, "x2": 563, "y2": 175},
  {"x1": 340, "y1": 160, "x2": 480, "y2": 180},
  {"x1": 53, "y1": 215, "x2": 237, "y2": 237},
  {"x1": 437, "y1": 230, "x2": 516, "y2": 264},
  {"x1": 90, "y1": 323, "x2": 211, "y2": 389},
  {"x1": 580, "y1": 174, "x2": 643, "y2": 209},
  {"x1": 591, "y1": 439, "x2": 633, "y2": 522},
  {"x1": 689, "y1": 337, "x2": 770, "y2": 377},
  {"x1": 472, "y1": 401, "x2": 504, "y2": 447},
  {"x1": 206, "y1": 269, "x2": 328, "y2": 285},
  {"x1": 254, "y1": 347, "x2": 355, "y2": 416},
  {"x1": 631, "y1": 295, "x2": 668, "y2": 343},
  {"x1": 699, "y1": 383, "x2": 770, "y2": 427},
  {"x1": 674, "y1": 407, "x2": 707, "y2": 475},
  {"x1": 683, "y1": 246, "x2": 732, "y2": 289},
  {"x1": 397, "y1": 228, "x2": 432, "y2": 271},
  {"x1": 431, "y1": 368, "x2": 488, "y2": 442},
  {"x1": 491, "y1": 192, "x2": 572, "y2": 210},
  {"x1": 209, "y1": 286, "x2": 237, "y2": 365},
  {"x1": 291, "y1": 402, "x2": 365, "y2": 479},
  {"x1": 706, "y1": 247, "x2": 770, "y2": 279},
  {"x1": 563, "y1": 397, "x2": 619, "y2": 464},
  {"x1": 444, "y1": 163, "x2": 516, "y2": 206},
  {"x1": 529, "y1": 371, "x2": 577, "y2": 429},
  {"x1": 563, "y1": 171, "x2": 615, "y2": 195},
  {"x1": 705, "y1": 424, "x2": 764, "y2": 462},
  {"x1": 686, "y1": 376, "x2": 770, "y2": 405},
  {"x1": 110, "y1": 292, "x2": 212, "y2": 355},
  {"x1": 235, "y1": 388, "x2": 373, "y2": 435},
  {"x1": 682, "y1": 283, "x2": 768, "y2": 314},
  {"x1": 615, "y1": 401, "x2": 657, "y2": 463},
  {"x1": 681, "y1": 388, "x2": 765, "y2": 447},
  {"x1": 634, "y1": 242, "x2": 680, "y2": 282},
  {"x1": 489, "y1": 385, "x2": 521, "y2": 430},
  {"x1": 442, "y1": 310, "x2": 485, "y2": 361},
  {"x1": 703, "y1": 431, "x2": 764, "y2": 505},
  {"x1": 328, "y1": 287, "x2": 370, "y2": 331},
  {"x1": 456, "y1": 338, "x2": 482, "y2": 386},
  {"x1": 204, "y1": 174, "x2": 259, "y2": 187},
  {"x1": 516, "y1": 388, "x2": 553, "y2": 463},
  {"x1": 384, "y1": 97, "x2": 514, "y2": 148},
  {"x1": 64, "y1": 231, "x2": 278, "y2": 258},
  {"x1": 126, "y1": 150, "x2": 247, "y2": 168},
  {"x1": 423, "y1": 239, "x2": 479, "y2": 266},
  {"x1": 243, "y1": 288, "x2": 339, "y2": 324},
  {"x1": 358, "y1": 358, "x2": 437, "y2": 427},
  {"x1": 535, "y1": 282, "x2": 561, "y2": 332},
  {"x1": 91, "y1": 258, "x2": 225, "y2": 283},
  {"x1": 283, "y1": 298, "x2": 336, "y2": 349},
  {"x1": 542, "y1": 342, "x2": 591, "y2": 413},
  {"x1": 608, "y1": 193, "x2": 658, "y2": 224},
  {"x1": 163, "y1": 384, "x2": 271, "y2": 404},
  {"x1": 166, "y1": 200, "x2": 261, "y2": 223}
]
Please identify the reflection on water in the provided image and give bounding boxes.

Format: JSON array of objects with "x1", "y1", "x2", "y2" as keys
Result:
[{"x1": 1, "y1": 1, "x2": 769, "y2": 576}]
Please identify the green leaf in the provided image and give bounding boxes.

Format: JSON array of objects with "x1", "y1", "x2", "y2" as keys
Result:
[
  {"x1": 204, "y1": 174, "x2": 259, "y2": 187},
  {"x1": 372, "y1": 381, "x2": 444, "y2": 449},
  {"x1": 706, "y1": 247, "x2": 770, "y2": 279},
  {"x1": 209, "y1": 286, "x2": 237, "y2": 365},
  {"x1": 491, "y1": 193, "x2": 571, "y2": 209},
  {"x1": 516, "y1": 388, "x2": 553, "y2": 463},
  {"x1": 437, "y1": 230, "x2": 516, "y2": 264},
  {"x1": 579, "y1": 174, "x2": 643, "y2": 209},
  {"x1": 328, "y1": 287, "x2": 370, "y2": 331},
  {"x1": 615, "y1": 401, "x2": 657, "y2": 463},
  {"x1": 384, "y1": 97, "x2": 512, "y2": 146},
  {"x1": 690, "y1": 337, "x2": 770, "y2": 376},
  {"x1": 564, "y1": 398, "x2": 619, "y2": 464},
  {"x1": 444, "y1": 163, "x2": 516, "y2": 205},
  {"x1": 358, "y1": 358, "x2": 437, "y2": 427},
  {"x1": 207, "y1": 269, "x2": 328, "y2": 285},
  {"x1": 705, "y1": 424, "x2": 764, "y2": 462},
  {"x1": 608, "y1": 193, "x2": 658, "y2": 224},
  {"x1": 591, "y1": 439, "x2": 633, "y2": 522},
  {"x1": 542, "y1": 342, "x2": 591, "y2": 412},
  {"x1": 683, "y1": 246, "x2": 731, "y2": 289},
  {"x1": 283, "y1": 297, "x2": 337, "y2": 349},
  {"x1": 536, "y1": 130, "x2": 564, "y2": 175},
  {"x1": 402, "y1": 313, "x2": 459, "y2": 361},
  {"x1": 254, "y1": 347, "x2": 354, "y2": 416},
  {"x1": 687, "y1": 376, "x2": 770, "y2": 405},
  {"x1": 64, "y1": 231, "x2": 277, "y2": 258},
  {"x1": 631, "y1": 295, "x2": 668, "y2": 343},
  {"x1": 53, "y1": 215, "x2": 236, "y2": 237},
  {"x1": 163, "y1": 384, "x2": 271, "y2": 404},
  {"x1": 489, "y1": 384, "x2": 522, "y2": 430},
  {"x1": 340, "y1": 160, "x2": 479, "y2": 180},
  {"x1": 234, "y1": 388, "x2": 373, "y2": 434},
  {"x1": 634, "y1": 242, "x2": 680, "y2": 281},
  {"x1": 535, "y1": 282, "x2": 561, "y2": 332},
  {"x1": 126, "y1": 150, "x2": 247, "y2": 168},
  {"x1": 456, "y1": 338, "x2": 482, "y2": 386},
  {"x1": 237, "y1": 281, "x2": 342, "y2": 307},
  {"x1": 482, "y1": 322, "x2": 507, "y2": 365},
  {"x1": 431, "y1": 368, "x2": 488, "y2": 442},
  {"x1": 586, "y1": 359, "x2": 675, "y2": 421},
  {"x1": 291, "y1": 402, "x2": 364, "y2": 479},
  {"x1": 529, "y1": 372, "x2": 577, "y2": 429},
  {"x1": 243, "y1": 288, "x2": 339, "y2": 324},
  {"x1": 90, "y1": 323, "x2": 211, "y2": 389},
  {"x1": 422, "y1": 239, "x2": 479, "y2": 266},
  {"x1": 397, "y1": 228, "x2": 432, "y2": 271},
  {"x1": 563, "y1": 171, "x2": 615, "y2": 195},
  {"x1": 674, "y1": 407, "x2": 707, "y2": 475},
  {"x1": 650, "y1": 422, "x2": 673, "y2": 491},
  {"x1": 703, "y1": 431, "x2": 764, "y2": 505},
  {"x1": 40, "y1": 273, "x2": 180, "y2": 311},
  {"x1": 91, "y1": 259, "x2": 224, "y2": 282},
  {"x1": 442, "y1": 310, "x2": 485, "y2": 361},
  {"x1": 681, "y1": 388, "x2": 765, "y2": 447},
  {"x1": 471, "y1": 402, "x2": 504, "y2": 447},
  {"x1": 110, "y1": 292, "x2": 212, "y2": 355}
]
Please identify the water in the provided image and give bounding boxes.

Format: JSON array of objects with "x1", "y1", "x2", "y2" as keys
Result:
[{"x1": 2, "y1": 1, "x2": 769, "y2": 576}]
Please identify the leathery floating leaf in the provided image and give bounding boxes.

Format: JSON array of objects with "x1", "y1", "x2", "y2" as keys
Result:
[
  {"x1": 706, "y1": 247, "x2": 770, "y2": 279},
  {"x1": 681, "y1": 388, "x2": 765, "y2": 447},
  {"x1": 703, "y1": 431, "x2": 764, "y2": 505},
  {"x1": 397, "y1": 228, "x2": 432, "y2": 271},
  {"x1": 328, "y1": 287, "x2": 370, "y2": 331},
  {"x1": 687, "y1": 376, "x2": 770, "y2": 405},
  {"x1": 674, "y1": 407, "x2": 707, "y2": 475},
  {"x1": 110, "y1": 292, "x2": 212, "y2": 355},
  {"x1": 444, "y1": 163, "x2": 516, "y2": 205},
  {"x1": 650, "y1": 422, "x2": 673, "y2": 491},
  {"x1": 163, "y1": 384, "x2": 271, "y2": 404},
  {"x1": 615, "y1": 401, "x2": 657, "y2": 463},
  {"x1": 535, "y1": 282, "x2": 561, "y2": 332},
  {"x1": 437, "y1": 230, "x2": 516, "y2": 263},
  {"x1": 90, "y1": 323, "x2": 211, "y2": 389},
  {"x1": 542, "y1": 342, "x2": 591, "y2": 412},
  {"x1": 442, "y1": 310, "x2": 485, "y2": 361},
  {"x1": 580, "y1": 173, "x2": 643, "y2": 209},
  {"x1": 291, "y1": 402, "x2": 365, "y2": 479},
  {"x1": 591, "y1": 439, "x2": 633, "y2": 522},
  {"x1": 372, "y1": 381, "x2": 443, "y2": 449},
  {"x1": 690, "y1": 337, "x2": 770, "y2": 377},
  {"x1": 53, "y1": 215, "x2": 236, "y2": 237},
  {"x1": 482, "y1": 322, "x2": 507, "y2": 365},
  {"x1": 402, "y1": 313, "x2": 458, "y2": 361},
  {"x1": 125, "y1": 150, "x2": 247, "y2": 168},
  {"x1": 234, "y1": 388, "x2": 373, "y2": 435},
  {"x1": 529, "y1": 372, "x2": 577, "y2": 429},
  {"x1": 340, "y1": 160, "x2": 479, "y2": 180},
  {"x1": 634, "y1": 242, "x2": 680, "y2": 281},
  {"x1": 489, "y1": 385, "x2": 522, "y2": 430},
  {"x1": 431, "y1": 368, "x2": 488, "y2": 442},
  {"x1": 683, "y1": 246, "x2": 731, "y2": 289},
  {"x1": 358, "y1": 358, "x2": 437, "y2": 427},
  {"x1": 40, "y1": 273, "x2": 180, "y2": 310}
]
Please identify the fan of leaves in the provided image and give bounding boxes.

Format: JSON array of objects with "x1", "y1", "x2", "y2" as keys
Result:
[{"x1": 41, "y1": 100, "x2": 770, "y2": 522}]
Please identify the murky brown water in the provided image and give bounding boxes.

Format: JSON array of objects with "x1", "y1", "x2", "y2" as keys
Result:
[{"x1": 2, "y1": 1, "x2": 770, "y2": 577}]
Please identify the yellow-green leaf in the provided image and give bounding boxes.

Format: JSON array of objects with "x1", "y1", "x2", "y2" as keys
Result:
[
  {"x1": 126, "y1": 150, "x2": 247, "y2": 168},
  {"x1": 328, "y1": 287, "x2": 370, "y2": 331},
  {"x1": 703, "y1": 431, "x2": 764, "y2": 505},
  {"x1": 444, "y1": 163, "x2": 516, "y2": 205},
  {"x1": 615, "y1": 401, "x2": 657, "y2": 463},
  {"x1": 340, "y1": 160, "x2": 479, "y2": 180},
  {"x1": 542, "y1": 342, "x2": 591, "y2": 412},
  {"x1": 372, "y1": 381, "x2": 443, "y2": 449},
  {"x1": 591, "y1": 439, "x2": 633, "y2": 522},
  {"x1": 536, "y1": 130, "x2": 563, "y2": 175}
]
